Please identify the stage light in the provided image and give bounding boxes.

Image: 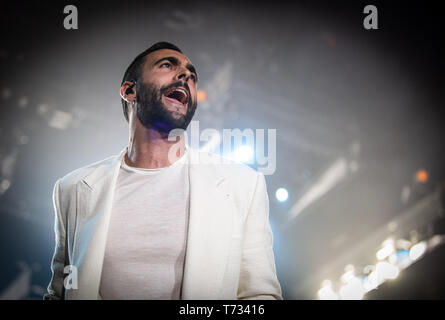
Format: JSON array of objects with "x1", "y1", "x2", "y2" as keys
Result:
[
  {"x1": 363, "y1": 270, "x2": 380, "y2": 291},
  {"x1": 376, "y1": 239, "x2": 395, "y2": 260},
  {"x1": 388, "y1": 253, "x2": 397, "y2": 265},
  {"x1": 197, "y1": 89, "x2": 207, "y2": 102},
  {"x1": 409, "y1": 241, "x2": 427, "y2": 261},
  {"x1": 49, "y1": 110, "x2": 73, "y2": 130},
  {"x1": 395, "y1": 239, "x2": 411, "y2": 250},
  {"x1": 375, "y1": 261, "x2": 399, "y2": 280},
  {"x1": 339, "y1": 277, "x2": 365, "y2": 300},
  {"x1": 429, "y1": 235, "x2": 444, "y2": 249},
  {"x1": 232, "y1": 145, "x2": 254, "y2": 163},
  {"x1": 2, "y1": 87, "x2": 11, "y2": 99},
  {"x1": 415, "y1": 169, "x2": 428, "y2": 183},
  {"x1": 338, "y1": 265, "x2": 365, "y2": 299},
  {"x1": 275, "y1": 188, "x2": 289, "y2": 202},
  {"x1": 0, "y1": 179, "x2": 11, "y2": 194},
  {"x1": 37, "y1": 103, "x2": 49, "y2": 115},
  {"x1": 317, "y1": 280, "x2": 339, "y2": 300},
  {"x1": 396, "y1": 249, "x2": 411, "y2": 268},
  {"x1": 340, "y1": 265, "x2": 355, "y2": 283},
  {"x1": 363, "y1": 264, "x2": 375, "y2": 275},
  {"x1": 18, "y1": 96, "x2": 28, "y2": 108}
]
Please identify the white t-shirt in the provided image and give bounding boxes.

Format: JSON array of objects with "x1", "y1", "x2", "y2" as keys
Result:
[{"x1": 99, "y1": 151, "x2": 190, "y2": 299}]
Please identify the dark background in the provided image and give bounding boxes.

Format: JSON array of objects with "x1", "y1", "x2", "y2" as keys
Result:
[{"x1": 0, "y1": 0, "x2": 444, "y2": 299}]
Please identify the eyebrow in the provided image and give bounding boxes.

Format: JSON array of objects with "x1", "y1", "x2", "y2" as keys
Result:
[{"x1": 154, "y1": 56, "x2": 198, "y2": 80}]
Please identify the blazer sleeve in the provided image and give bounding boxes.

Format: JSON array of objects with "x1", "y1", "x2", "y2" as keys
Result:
[
  {"x1": 43, "y1": 179, "x2": 67, "y2": 300},
  {"x1": 237, "y1": 172, "x2": 283, "y2": 300}
]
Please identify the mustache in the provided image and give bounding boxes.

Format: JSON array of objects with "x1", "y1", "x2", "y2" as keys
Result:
[{"x1": 160, "y1": 81, "x2": 192, "y2": 103}]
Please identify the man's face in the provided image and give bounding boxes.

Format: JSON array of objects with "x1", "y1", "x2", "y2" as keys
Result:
[{"x1": 136, "y1": 49, "x2": 198, "y2": 134}]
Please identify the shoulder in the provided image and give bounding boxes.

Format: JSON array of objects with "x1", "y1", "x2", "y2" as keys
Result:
[
  {"x1": 189, "y1": 149, "x2": 268, "y2": 215},
  {"x1": 56, "y1": 154, "x2": 118, "y2": 190},
  {"x1": 189, "y1": 148, "x2": 263, "y2": 185}
]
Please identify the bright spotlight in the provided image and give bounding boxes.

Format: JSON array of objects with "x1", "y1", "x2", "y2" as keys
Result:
[
  {"x1": 275, "y1": 188, "x2": 289, "y2": 202},
  {"x1": 376, "y1": 239, "x2": 395, "y2": 260},
  {"x1": 363, "y1": 270, "x2": 380, "y2": 292},
  {"x1": 396, "y1": 249, "x2": 412, "y2": 268},
  {"x1": 376, "y1": 261, "x2": 400, "y2": 280},
  {"x1": 340, "y1": 265, "x2": 356, "y2": 284},
  {"x1": 318, "y1": 280, "x2": 339, "y2": 300},
  {"x1": 415, "y1": 169, "x2": 428, "y2": 183},
  {"x1": 232, "y1": 145, "x2": 254, "y2": 163},
  {"x1": 197, "y1": 89, "x2": 207, "y2": 102},
  {"x1": 409, "y1": 241, "x2": 427, "y2": 261},
  {"x1": 339, "y1": 277, "x2": 365, "y2": 300}
]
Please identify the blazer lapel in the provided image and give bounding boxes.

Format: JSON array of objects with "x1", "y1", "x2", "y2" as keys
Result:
[
  {"x1": 68, "y1": 147, "x2": 126, "y2": 299},
  {"x1": 181, "y1": 149, "x2": 236, "y2": 299}
]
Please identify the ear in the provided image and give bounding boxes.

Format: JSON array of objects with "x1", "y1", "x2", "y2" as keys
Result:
[{"x1": 120, "y1": 81, "x2": 137, "y2": 103}]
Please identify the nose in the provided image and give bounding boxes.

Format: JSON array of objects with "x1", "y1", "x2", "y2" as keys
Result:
[{"x1": 175, "y1": 66, "x2": 192, "y2": 82}]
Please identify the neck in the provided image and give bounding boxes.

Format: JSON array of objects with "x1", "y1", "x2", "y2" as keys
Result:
[{"x1": 125, "y1": 117, "x2": 186, "y2": 169}]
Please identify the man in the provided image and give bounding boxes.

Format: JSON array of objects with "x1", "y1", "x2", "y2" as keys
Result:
[{"x1": 45, "y1": 42, "x2": 282, "y2": 300}]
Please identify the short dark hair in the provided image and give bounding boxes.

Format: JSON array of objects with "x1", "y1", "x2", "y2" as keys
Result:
[{"x1": 120, "y1": 42, "x2": 183, "y2": 122}]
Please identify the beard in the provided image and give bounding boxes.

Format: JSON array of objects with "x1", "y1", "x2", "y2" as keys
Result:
[{"x1": 136, "y1": 80, "x2": 197, "y2": 135}]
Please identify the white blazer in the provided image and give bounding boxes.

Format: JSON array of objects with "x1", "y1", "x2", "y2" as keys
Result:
[{"x1": 45, "y1": 147, "x2": 282, "y2": 300}]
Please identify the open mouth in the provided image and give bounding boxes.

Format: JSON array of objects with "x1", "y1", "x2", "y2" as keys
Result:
[{"x1": 163, "y1": 86, "x2": 189, "y2": 108}]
